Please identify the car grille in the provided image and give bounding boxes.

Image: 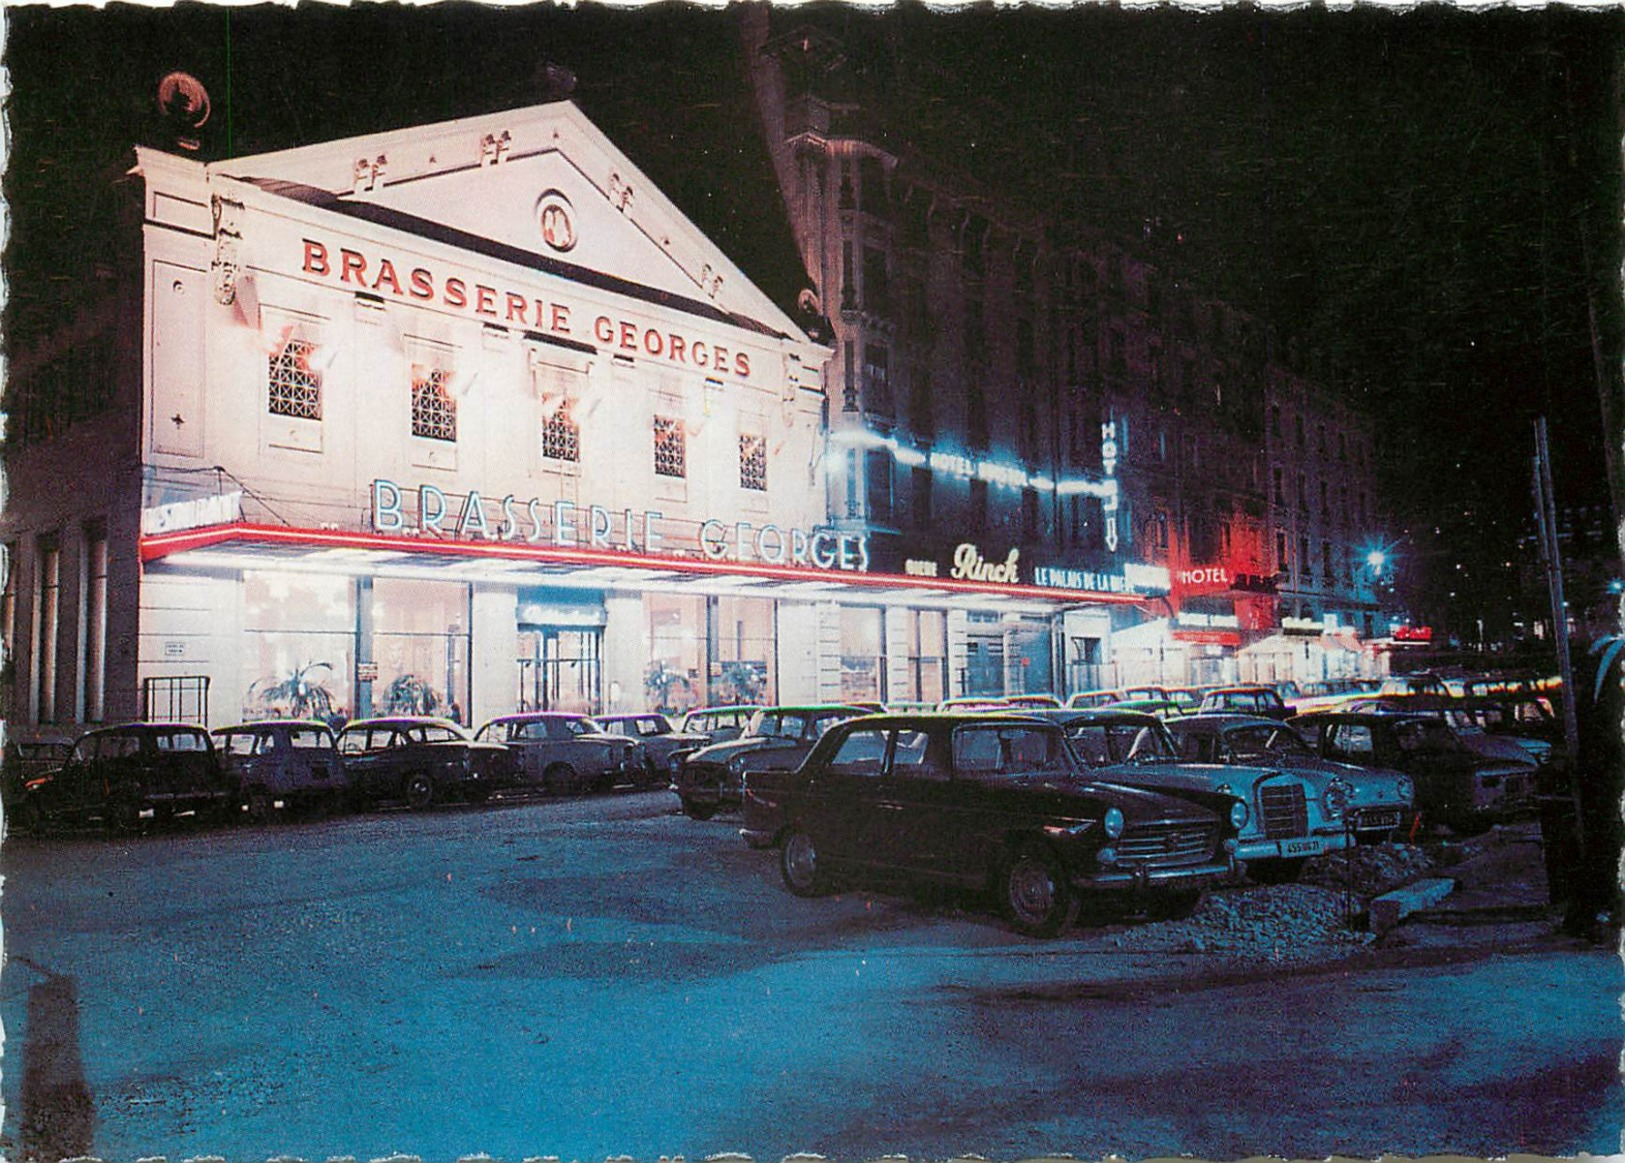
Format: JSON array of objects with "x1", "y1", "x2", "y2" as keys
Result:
[
  {"x1": 1117, "y1": 822, "x2": 1217, "y2": 866},
  {"x1": 1258, "y1": 782, "x2": 1309, "y2": 840}
]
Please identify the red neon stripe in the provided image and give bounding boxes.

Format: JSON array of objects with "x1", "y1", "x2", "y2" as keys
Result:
[{"x1": 138, "y1": 522, "x2": 1147, "y2": 604}]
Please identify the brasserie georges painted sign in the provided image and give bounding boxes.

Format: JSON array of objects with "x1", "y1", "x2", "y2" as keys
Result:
[
  {"x1": 370, "y1": 478, "x2": 870, "y2": 572},
  {"x1": 299, "y1": 239, "x2": 755, "y2": 380}
]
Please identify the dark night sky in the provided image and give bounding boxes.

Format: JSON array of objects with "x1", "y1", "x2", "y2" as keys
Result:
[{"x1": 4, "y1": 2, "x2": 1621, "y2": 629}]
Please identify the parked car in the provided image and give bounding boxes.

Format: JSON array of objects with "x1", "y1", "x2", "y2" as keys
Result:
[
  {"x1": 1289, "y1": 711, "x2": 1537, "y2": 834},
  {"x1": 743, "y1": 713, "x2": 1244, "y2": 936},
  {"x1": 1004, "y1": 693, "x2": 1063, "y2": 709},
  {"x1": 1197, "y1": 685, "x2": 1294, "y2": 720},
  {"x1": 676, "y1": 705, "x2": 761, "y2": 747},
  {"x1": 675, "y1": 704, "x2": 870, "y2": 819},
  {"x1": 336, "y1": 717, "x2": 501, "y2": 809},
  {"x1": 1036, "y1": 708, "x2": 1352, "y2": 882},
  {"x1": 3, "y1": 734, "x2": 73, "y2": 820},
  {"x1": 593, "y1": 712, "x2": 713, "y2": 783},
  {"x1": 214, "y1": 720, "x2": 350, "y2": 820},
  {"x1": 476, "y1": 712, "x2": 652, "y2": 794},
  {"x1": 1165, "y1": 713, "x2": 1414, "y2": 848},
  {"x1": 1337, "y1": 694, "x2": 1553, "y2": 769},
  {"x1": 935, "y1": 696, "x2": 1015, "y2": 712},
  {"x1": 1102, "y1": 697, "x2": 1187, "y2": 720},
  {"x1": 15, "y1": 722, "x2": 234, "y2": 834},
  {"x1": 1065, "y1": 689, "x2": 1125, "y2": 710}
]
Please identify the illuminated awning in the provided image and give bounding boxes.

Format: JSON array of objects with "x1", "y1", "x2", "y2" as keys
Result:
[{"x1": 140, "y1": 522, "x2": 1147, "y2": 611}]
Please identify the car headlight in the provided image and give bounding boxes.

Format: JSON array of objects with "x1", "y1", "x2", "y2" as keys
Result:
[
  {"x1": 1322, "y1": 779, "x2": 1352, "y2": 820},
  {"x1": 1230, "y1": 799, "x2": 1249, "y2": 830},
  {"x1": 1103, "y1": 806, "x2": 1125, "y2": 839},
  {"x1": 1396, "y1": 775, "x2": 1414, "y2": 804}
]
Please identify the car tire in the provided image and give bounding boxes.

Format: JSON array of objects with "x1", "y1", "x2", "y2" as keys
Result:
[
  {"x1": 404, "y1": 773, "x2": 435, "y2": 811},
  {"x1": 1249, "y1": 857, "x2": 1308, "y2": 885},
  {"x1": 1001, "y1": 844, "x2": 1076, "y2": 938},
  {"x1": 9, "y1": 799, "x2": 43, "y2": 838},
  {"x1": 108, "y1": 797, "x2": 144, "y2": 836},
  {"x1": 682, "y1": 796, "x2": 719, "y2": 821},
  {"x1": 780, "y1": 828, "x2": 830, "y2": 897},
  {"x1": 543, "y1": 763, "x2": 577, "y2": 796},
  {"x1": 245, "y1": 788, "x2": 274, "y2": 824}
]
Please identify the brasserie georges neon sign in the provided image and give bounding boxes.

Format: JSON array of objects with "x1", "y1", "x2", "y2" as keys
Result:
[{"x1": 370, "y1": 479, "x2": 870, "y2": 572}]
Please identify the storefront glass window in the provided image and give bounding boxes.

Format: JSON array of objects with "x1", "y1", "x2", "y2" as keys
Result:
[
  {"x1": 372, "y1": 578, "x2": 470, "y2": 723},
  {"x1": 242, "y1": 572, "x2": 355, "y2": 723},
  {"x1": 905, "y1": 609, "x2": 947, "y2": 704},
  {"x1": 713, "y1": 596, "x2": 776, "y2": 706},
  {"x1": 646, "y1": 593, "x2": 705, "y2": 714},
  {"x1": 840, "y1": 607, "x2": 883, "y2": 704}
]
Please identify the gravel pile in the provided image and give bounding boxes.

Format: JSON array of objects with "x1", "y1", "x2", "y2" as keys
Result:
[
  {"x1": 1299, "y1": 842, "x2": 1436, "y2": 897},
  {"x1": 1111, "y1": 884, "x2": 1378, "y2": 964},
  {"x1": 1105, "y1": 845, "x2": 1438, "y2": 966}
]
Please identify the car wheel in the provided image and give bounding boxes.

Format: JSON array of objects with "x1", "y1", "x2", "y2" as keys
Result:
[
  {"x1": 543, "y1": 763, "x2": 577, "y2": 796},
  {"x1": 1001, "y1": 844, "x2": 1075, "y2": 937},
  {"x1": 245, "y1": 788, "x2": 274, "y2": 824},
  {"x1": 9, "y1": 799, "x2": 43, "y2": 838},
  {"x1": 1249, "y1": 857, "x2": 1308, "y2": 885},
  {"x1": 682, "y1": 796, "x2": 719, "y2": 821},
  {"x1": 404, "y1": 774, "x2": 435, "y2": 811},
  {"x1": 108, "y1": 798, "x2": 143, "y2": 835},
  {"x1": 780, "y1": 828, "x2": 830, "y2": 897}
]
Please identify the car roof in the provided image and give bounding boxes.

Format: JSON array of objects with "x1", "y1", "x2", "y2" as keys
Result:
[
  {"x1": 684, "y1": 705, "x2": 762, "y2": 715},
  {"x1": 1168, "y1": 713, "x2": 1296, "y2": 731},
  {"x1": 215, "y1": 719, "x2": 334, "y2": 732},
  {"x1": 84, "y1": 721, "x2": 208, "y2": 734},
  {"x1": 486, "y1": 711, "x2": 594, "y2": 721},
  {"x1": 1024, "y1": 707, "x2": 1163, "y2": 726},
  {"x1": 340, "y1": 716, "x2": 465, "y2": 730}
]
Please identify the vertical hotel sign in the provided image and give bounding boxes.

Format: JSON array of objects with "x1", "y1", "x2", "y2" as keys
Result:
[{"x1": 1101, "y1": 419, "x2": 1120, "y2": 552}]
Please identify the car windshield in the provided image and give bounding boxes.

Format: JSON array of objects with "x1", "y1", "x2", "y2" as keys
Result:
[
  {"x1": 1227, "y1": 725, "x2": 1313, "y2": 760},
  {"x1": 952, "y1": 724, "x2": 1074, "y2": 779},
  {"x1": 1396, "y1": 719, "x2": 1459, "y2": 753},
  {"x1": 1063, "y1": 722, "x2": 1175, "y2": 765}
]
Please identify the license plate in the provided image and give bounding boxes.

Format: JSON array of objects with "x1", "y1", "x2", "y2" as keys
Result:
[
  {"x1": 1359, "y1": 809, "x2": 1401, "y2": 829},
  {"x1": 1281, "y1": 837, "x2": 1324, "y2": 857}
]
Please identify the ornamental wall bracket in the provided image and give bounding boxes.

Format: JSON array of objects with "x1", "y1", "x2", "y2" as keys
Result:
[
  {"x1": 479, "y1": 132, "x2": 511, "y2": 167},
  {"x1": 211, "y1": 193, "x2": 244, "y2": 306},
  {"x1": 698, "y1": 264, "x2": 724, "y2": 301},
  {"x1": 353, "y1": 154, "x2": 388, "y2": 192}
]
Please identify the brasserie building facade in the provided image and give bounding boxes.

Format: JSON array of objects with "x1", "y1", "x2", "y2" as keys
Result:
[{"x1": 2, "y1": 102, "x2": 1166, "y2": 737}]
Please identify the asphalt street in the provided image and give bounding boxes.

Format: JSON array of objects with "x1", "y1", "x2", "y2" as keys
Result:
[{"x1": 1, "y1": 792, "x2": 1618, "y2": 1161}]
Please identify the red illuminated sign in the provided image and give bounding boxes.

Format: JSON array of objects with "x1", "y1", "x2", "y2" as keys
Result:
[{"x1": 1393, "y1": 625, "x2": 1434, "y2": 642}]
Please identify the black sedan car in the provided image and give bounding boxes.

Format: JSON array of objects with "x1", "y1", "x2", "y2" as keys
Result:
[
  {"x1": 745, "y1": 714, "x2": 1244, "y2": 936},
  {"x1": 675, "y1": 704, "x2": 871, "y2": 819},
  {"x1": 15, "y1": 722, "x2": 235, "y2": 834},
  {"x1": 336, "y1": 716, "x2": 503, "y2": 809},
  {"x1": 1290, "y1": 710, "x2": 1536, "y2": 835}
]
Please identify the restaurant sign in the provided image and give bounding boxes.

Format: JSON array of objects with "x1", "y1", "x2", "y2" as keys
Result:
[{"x1": 370, "y1": 479, "x2": 869, "y2": 572}]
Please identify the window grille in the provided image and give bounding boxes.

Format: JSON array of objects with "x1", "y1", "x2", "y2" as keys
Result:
[
  {"x1": 269, "y1": 337, "x2": 322, "y2": 420},
  {"x1": 739, "y1": 433, "x2": 767, "y2": 491},
  {"x1": 412, "y1": 364, "x2": 457, "y2": 442},
  {"x1": 653, "y1": 415, "x2": 686, "y2": 478},
  {"x1": 542, "y1": 399, "x2": 580, "y2": 462}
]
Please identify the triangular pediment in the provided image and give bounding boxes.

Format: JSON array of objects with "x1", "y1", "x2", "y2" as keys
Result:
[{"x1": 216, "y1": 101, "x2": 801, "y2": 337}]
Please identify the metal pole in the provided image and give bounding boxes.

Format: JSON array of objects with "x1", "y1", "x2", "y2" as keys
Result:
[{"x1": 1533, "y1": 417, "x2": 1585, "y2": 855}]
